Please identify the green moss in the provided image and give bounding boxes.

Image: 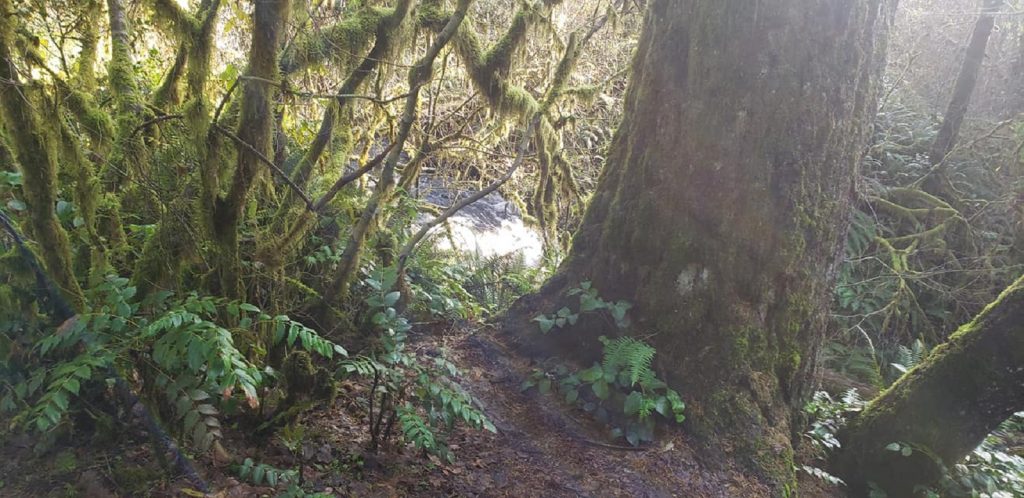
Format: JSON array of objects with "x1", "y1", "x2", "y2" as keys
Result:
[
  {"x1": 264, "y1": 0, "x2": 412, "y2": 265},
  {"x1": 153, "y1": 46, "x2": 188, "y2": 108},
  {"x1": 74, "y1": 0, "x2": 102, "y2": 90},
  {"x1": 281, "y1": 7, "x2": 392, "y2": 74},
  {"x1": 61, "y1": 87, "x2": 114, "y2": 151},
  {"x1": 0, "y1": 7, "x2": 85, "y2": 310},
  {"x1": 149, "y1": 0, "x2": 200, "y2": 40},
  {"x1": 417, "y1": 0, "x2": 449, "y2": 30},
  {"x1": 281, "y1": 351, "x2": 337, "y2": 407}
]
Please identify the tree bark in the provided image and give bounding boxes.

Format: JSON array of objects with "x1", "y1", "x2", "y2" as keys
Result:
[
  {"x1": 504, "y1": 0, "x2": 893, "y2": 491},
  {"x1": 834, "y1": 274, "x2": 1024, "y2": 496}
]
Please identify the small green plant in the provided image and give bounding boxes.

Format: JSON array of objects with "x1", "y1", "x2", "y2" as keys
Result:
[
  {"x1": 524, "y1": 281, "x2": 684, "y2": 446},
  {"x1": 920, "y1": 414, "x2": 1024, "y2": 497},
  {"x1": 0, "y1": 275, "x2": 346, "y2": 454},
  {"x1": 803, "y1": 389, "x2": 864, "y2": 455},
  {"x1": 532, "y1": 281, "x2": 631, "y2": 333},
  {"x1": 799, "y1": 389, "x2": 864, "y2": 487},
  {"x1": 236, "y1": 458, "x2": 297, "y2": 487},
  {"x1": 335, "y1": 267, "x2": 495, "y2": 462},
  {"x1": 890, "y1": 338, "x2": 927, "y2": 375},
  {"x1": 279, "y1": 422, "x2": 307, "y2": 487}
]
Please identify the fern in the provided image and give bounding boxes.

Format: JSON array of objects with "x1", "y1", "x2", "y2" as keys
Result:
[
  {"x1": 398, "y1": 404, "x2": 438, "y2": 453},
  {"x1": 893, "y1": 338, "x2": 927, "y2": 374},
  {"x1": 1, "y1": 274, "x2": 351, "y2": 455},
  {"x1": 600, "y1": 336, "x2": 656, "y2": 388}
]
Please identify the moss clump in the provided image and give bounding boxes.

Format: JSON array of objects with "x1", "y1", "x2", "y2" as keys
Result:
[
  {"x1": 417, "y1": 0, "x2": 449, "y2": 30},
  {"x1": 110, "y1": 463, "x2": 163, "y2": 495},
  {"x1": 280, "y1": 7, "x2": 392, "y2": 74},
  {"x1": 282, "y1": 351, "x2": 337, "y2": 408}
]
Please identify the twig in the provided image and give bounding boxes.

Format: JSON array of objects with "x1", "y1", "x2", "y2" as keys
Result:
[
  {"x1": 131, "y1": 114, "x2": 183, "y2": 136},
  {"x1": 213, "y1": 77, "x2": 240, "y2": 123},
  {"x1": 396, "y1": 114, "x2": 540, "y2": 272},
  {"x1": 312, "y1": 142, "x2": 395, "y2": 212},
  {"x1": 212, "y1": 124, "x2": 315, "y2": 212}
]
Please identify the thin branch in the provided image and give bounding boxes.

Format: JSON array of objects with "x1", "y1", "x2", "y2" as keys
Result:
[
  {"x1": 238, "y1": 75, "x2": 407, "y2": 105},
  {"x1": 131, "y1": 114, "x2": 183, "y2": 136},
  {"x1": 312, "y1": 142, "x2": 395, "y2": 212},
  {"x1": 213, "y1": 76, "x2": 240, "y2": 123},
  {"x1": 396, "y1": 114, "x2": 539, "y2": 272},
  {"x1": 212, "y1": 124, "x2": 315, "y2": 212}
]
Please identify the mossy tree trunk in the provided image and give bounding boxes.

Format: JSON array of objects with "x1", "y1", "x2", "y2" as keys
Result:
[
  {"x1": 834, "y1": 274, "x2": 1024, "y2": 496},
  {"x1": 927, "y1": 0, "x2": 1001, "y2": 167},
  {"x1": 209, "y1": 0, "x2": 289, "y2": 299},
  {"x1": 0, "y1": 0, "x2": 86, "y2": 311},
  {"x1": 506, "y1": 0, "x2": 892, "y2": 491},
  {"x1": 131, "y1": 0, "x2": 221, "y2": 298}
]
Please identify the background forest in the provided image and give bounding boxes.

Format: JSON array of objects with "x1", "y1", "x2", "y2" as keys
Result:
[{"x1": 0, "y1": 0, "x2": 1022, "y2": 496}]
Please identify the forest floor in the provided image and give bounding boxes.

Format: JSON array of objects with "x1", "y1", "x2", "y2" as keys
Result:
[{"x1": 0, "y1": 323, "x2": 838, "y2": 497}]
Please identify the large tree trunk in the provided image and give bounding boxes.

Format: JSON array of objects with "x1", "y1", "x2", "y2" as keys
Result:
[
  {"x1": 834, "y1": 274, "x2": 1024, "y2": 496},
  {"x1": 504, "y1": 0, "x2": 892, "y2": 490}
]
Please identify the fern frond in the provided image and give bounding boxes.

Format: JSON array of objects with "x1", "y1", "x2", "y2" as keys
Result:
[
  {"x1": 398, "y1": 404, "x2": 436, "y2": 452},
  {"x1": 601, "y1": 336, "x2": 656, "y2": 387}
]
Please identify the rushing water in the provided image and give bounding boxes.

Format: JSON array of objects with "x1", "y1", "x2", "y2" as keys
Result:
[{"x1": 413, "y1": 176, "x2": 544, "y2": 267}]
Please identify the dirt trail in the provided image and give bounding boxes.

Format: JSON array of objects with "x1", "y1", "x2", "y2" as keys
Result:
[
  {"x1": 0, "y1": 326, "x2": 790, "y2": 497},
  {"x1": 428, "y1": 331, "x2": 771, "y2": 497}
]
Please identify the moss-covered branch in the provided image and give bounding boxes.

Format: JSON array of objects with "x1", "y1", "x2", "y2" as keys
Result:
[
  {"x1": 834, "y1": 274, "x2": 1024, "y2": 496},
  {"x1": 75, "y1": 0, "x2": 102, "y2": 91},
  {"x1": 131, "y1": 0, "x2": 221, "y2": 298},
  {"x1": 280, "y1": 7, "x2": 392, "y2": 75},
  {"x1": 283, "y1": 0, "x2": 412, "y2": 195},
  {"x1": 100, "y1": 0, "x2": 151, "y2": 191},
  {"x1": 445, "y1": 0, "x2": 595, "y2": 247},
  {"x1": 149, "y1": 0, "x2": 200, "y2": 40},
  {"x1": 106, "y1": 0, "x2": 143, "y2": 114},
  {"x1": 153, "y1": 44, "x2": 189, "y2": 108},
  {"x1": 326, "y1": 0, "x2": 474, "y2": 303},
  {"x1": 261, "y1": 0, "x2": 412, "y2": 263},
  {"x1": 207, "y1": 0, "x2": 290, "y2": 299},
  {"x1": 0, "y1": 0, "x2": 85, "y2": 310}
]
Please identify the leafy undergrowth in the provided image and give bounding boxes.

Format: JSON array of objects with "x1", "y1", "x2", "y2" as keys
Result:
[{"x1": 0, "y1": 321, "x2": 814, "y2": 497}]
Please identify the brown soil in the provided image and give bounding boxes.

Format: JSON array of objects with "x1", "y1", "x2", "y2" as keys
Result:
[{"x1": 0, "y1": 324, "x2": 841, "y2": 497}]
